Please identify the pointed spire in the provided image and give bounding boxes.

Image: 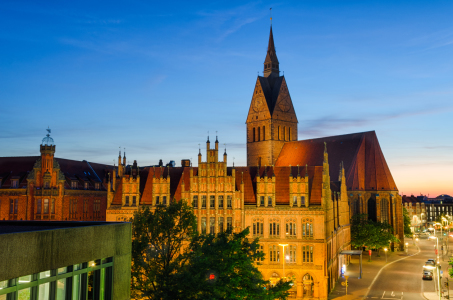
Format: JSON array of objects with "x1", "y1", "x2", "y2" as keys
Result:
[
  {"x1": 263, "y1": 22, "x2": 279, "y2": 77},
  {"x1": 305, "y1": 164, "x2": 308, "y2": 176}
]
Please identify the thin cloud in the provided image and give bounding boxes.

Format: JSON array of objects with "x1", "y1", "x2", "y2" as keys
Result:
[{"x1": 299, "y1": 105, "x2": 453, "y2": 137}]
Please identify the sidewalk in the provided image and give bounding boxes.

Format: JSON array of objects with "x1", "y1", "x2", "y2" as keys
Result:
[{"x1": 329, "y1": 246, "x2": 419, "y2": 300}]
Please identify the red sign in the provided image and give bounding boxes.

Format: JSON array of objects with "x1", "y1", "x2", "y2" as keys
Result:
[
  {"x1": 209, "y1": 274, "x2": 215, "y2": 280},
  {"x1": 369, "y1": 250, "x2": 372, "y2": 256}
]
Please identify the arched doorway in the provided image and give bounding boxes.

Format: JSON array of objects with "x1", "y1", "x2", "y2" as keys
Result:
[
  {"x1": 368, "y1": 197, "x2": 376, "y2": 222},
  {"x1": 302, "y1": 273, "x2": 314, "y2": 298}
]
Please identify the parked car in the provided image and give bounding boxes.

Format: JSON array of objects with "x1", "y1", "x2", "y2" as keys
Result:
[
  {"x1": 423, "y1": 270, "x2": 433, "y2": 280},
  {"x1": 427, "y1": 259, "x2": 436, "y2": 265}
]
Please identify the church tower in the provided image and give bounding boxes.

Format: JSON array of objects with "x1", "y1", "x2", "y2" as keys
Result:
[{"x1": 246, "y1": 25, "x2": 298, "y2": 166}]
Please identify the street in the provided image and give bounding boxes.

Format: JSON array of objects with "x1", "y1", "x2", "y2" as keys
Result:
[
  {"x1": 331, "y1": 236, "x2": 452, "y2": 300},
  {"x1": 364, "y1": 237, "x2": 449, "y2": 300}
]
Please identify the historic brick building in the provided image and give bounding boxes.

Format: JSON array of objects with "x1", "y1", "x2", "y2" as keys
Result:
[
  {"x1": 0, "y1": 23, "x2": 404, "y2": 300},
  {"x1": 0, "y1": 130, "x2": 109, "y2": 221}
]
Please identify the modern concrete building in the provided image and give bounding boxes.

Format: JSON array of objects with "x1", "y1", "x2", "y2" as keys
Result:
[{"x1": 0, "y1": 221, "x2": 131, "y2": 300}]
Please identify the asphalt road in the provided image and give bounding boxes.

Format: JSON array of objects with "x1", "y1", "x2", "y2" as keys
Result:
[{"x1": 364, "y1": 237, "x2": 449, "y2": 300}]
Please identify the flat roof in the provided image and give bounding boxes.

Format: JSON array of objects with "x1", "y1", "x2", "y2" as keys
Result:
[{"x1": 0, "y1": 221, "x2": 128, "y2": 235}]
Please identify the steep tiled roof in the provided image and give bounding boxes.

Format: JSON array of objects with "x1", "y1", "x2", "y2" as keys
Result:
[
  {"x1": 275, "y1": 131, "x2": 397, "y2": 191},
  {"x1": 0, "y1": 156, "x2": 38, "y2": 188},
  {"x1": 135, "y1": 166, "x2": 324, "y2": 206}
]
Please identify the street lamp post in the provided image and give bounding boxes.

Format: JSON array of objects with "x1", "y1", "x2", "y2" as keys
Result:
[
  {"x1": 384, "y1": 248, "x2": 388, "y2": 263},
  {"x1": 430, "y1": 236, "x2": 440, "y2": 264},
  {"x1": 405, "y1": 243, "x2": 408, "y2": 255},
  {"x1": 279, "y1": 244, "x2": 288, "y2": 280}
]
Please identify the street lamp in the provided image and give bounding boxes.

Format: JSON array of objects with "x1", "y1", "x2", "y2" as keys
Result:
[
  {"x1": 279, "y1": 244, "x2": 288, "y2": 280},
  {"x1": 384, "y1": 248, "x2": 388, "y2": 263},
  {"x1": 429, "y1": 236, "x2": 440, "y2": 262}
]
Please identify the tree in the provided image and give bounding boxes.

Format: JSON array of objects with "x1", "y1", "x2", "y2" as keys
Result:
[
  {"x1": 177, "y1": 227, "x2": 293, "y2": 300},
  {"x1": 131, "y1": 201, "x2": 197, "y2": 300},
  {"x1": 403, "y1": 208, "x2": 412, "y2": 237},
  {"x1": 351, "y1": 214, "x2": 400, "y2": 250}
]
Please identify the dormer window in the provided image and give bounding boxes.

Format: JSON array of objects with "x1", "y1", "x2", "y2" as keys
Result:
[
  {"x1": 95, "y1": 183, "x2": 100, "y2": 190},
  {"x1": 44, "y1": 181, "x2": 50, "y2": 189},
  {"x1": 11, "y1": 180, "x2": 18, "y2": 188},
  {"x1": 71, "y1": 181, "x2": 77, "y2": 189},
  {"x1": 84, "y1": 182, "x2": 89, "y2": 190}
]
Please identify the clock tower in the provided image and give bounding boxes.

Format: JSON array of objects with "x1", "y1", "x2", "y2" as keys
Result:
[{"x1": 246, "y1": 25, "x2": 298, "y2": 166}]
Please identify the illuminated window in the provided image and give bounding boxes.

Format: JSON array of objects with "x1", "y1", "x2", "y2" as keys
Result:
[
  {"x1": 192, "y1": 196, "x2": 198, "y2": 208},
  {"x1": 253, "y1": 218, "x2": 264, "y2": 236},
  {"x1": 288, "y1": 245, "x2": 296, "y2": 263},
  {"x1": 286, "y1": 219, "x2": 296, "y2": 237},
  {"x1": 302, "y1": 218, "x2": 313, "y2": 238},
  {"x1": 210, "y1": 217, "x2": 215, "y2": 233},
  {"x1": 84, "y1": 182, "x2": 89, "y2": 189},
  {"x1": 210, "y1": 196, "x2": 215, "y2": 208},
  {"x1": 218, "y1": 196, "x2": 224, "y2": 208},
  {"x1": 269, "y1": 219, "x2": 280, "y2": 237},
  {"x1": 293, "y1": 196, "x2": 297, "y2": 206},
  {"x1": 227, "y1": 217, "x2": 233, "y2": 231},
  {"x1": 260, "y1": 196, "x2": 265, "y2": 206},
  {"x1": 227, "y1": 196, "x2": 232, "y2": 208},
  {"x1": 51, "y1": 199, "x2": 55, "y2": 214},
  {"x1": 95, "y1": 183, "x2": 100, "y2": 190},
  {"x1": 11, "y1": 180, "x2": 18, "y2": 188},
  {"x1": 43, "y1": 199, "x2": 49, "y2": 214},
  {"x1": 202, "y1": 196, "x2": 207, "y2": 208},
  {"x1": 302, "y1": 245, "x2": 314, "y2": 262},
  {"x1": 269, "y1": 245, "x2": 280, "y2": 262},
  {"x1": 218, "y1": 217, "x2": 224, "y2": 232},
  {"x1": 201, "y1": 217, "x2": 207, "y2": 234},
  {"x1": 71, "y1": 181, "x2": 77, "y2": 189}
]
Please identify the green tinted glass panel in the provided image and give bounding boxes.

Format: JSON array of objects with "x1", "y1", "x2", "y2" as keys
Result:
[
  {"x1": 57, "y1": 279, "x2": 66, "y2": 300},
  {"x1": 40, "y1": 271, "x2": 51, "y2": 279},
  {"x1": 38, "y1": 282, "x2": 50, "y2": 300},
  {"x1": 18, "y1": 275, "x2": 32, "y2": 284},
  {"x1": 18, "y1": 288, "x2": 31, "y2": 300}
]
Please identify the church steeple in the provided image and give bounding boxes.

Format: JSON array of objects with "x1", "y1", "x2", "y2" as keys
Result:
[{"x1": 263, "y1": 26, "x2": 279, "y2": 77}]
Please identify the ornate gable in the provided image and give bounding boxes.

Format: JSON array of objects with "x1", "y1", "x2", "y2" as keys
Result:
[{"x1": 246, "y1": 77, "x2": 272, "y2": 123}]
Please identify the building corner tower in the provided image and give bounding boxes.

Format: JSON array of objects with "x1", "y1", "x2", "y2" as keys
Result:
[{"x1": 246, "y1": 25, "x2": 298, "y2": 166}]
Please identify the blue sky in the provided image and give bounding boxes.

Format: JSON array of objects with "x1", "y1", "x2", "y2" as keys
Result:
[{"x1": 1, "y1": 1, "x2": 452, "y2": 196}]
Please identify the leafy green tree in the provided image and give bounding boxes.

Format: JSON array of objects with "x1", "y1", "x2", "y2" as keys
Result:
[
  {"x1": 131, "y1": 201, "x2": 197, "y2": 300},
  {"x1": 177, "y1": 227, "x2": 293, "y2": 300},
  {"x1": 403, "y1": 208, "x2": 412, "y2": 237},
  {"x1": 351, "y1": 214, "x2": 400, "y2": 251}
]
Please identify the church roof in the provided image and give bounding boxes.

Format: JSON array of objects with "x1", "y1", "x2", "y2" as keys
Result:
[
  {"x1": 257, "y1": 75, "x2": 284, "y2": 114},
  {"x1": 275, "y1": 131, "x2": 398, "y2": 192}
]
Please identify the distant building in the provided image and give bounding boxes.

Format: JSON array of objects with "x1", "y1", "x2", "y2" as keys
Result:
[
  {"x1": 402, "y1": 195, "x2": 427, "y2": 231},
  {"x1": 0, "y1": 220, "x2": 131, "y2": 300},
  {"x1": 0, "y1": 129, "x2": 110, "y2": 221}
]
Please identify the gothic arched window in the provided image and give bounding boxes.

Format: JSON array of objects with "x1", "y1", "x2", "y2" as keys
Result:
[
  {"x1": 368, "y1": 197, "x2": 377, "y2": 222},
  {"x1": 381, "y1": 198, "x2": 389, "y2": 223}
]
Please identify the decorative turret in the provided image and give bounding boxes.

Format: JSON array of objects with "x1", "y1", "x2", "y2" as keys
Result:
[
  {"x1": 123, "y1": 149, "x2": 126, "y2": 166},
  {"x1": 40, "y1": 128, "x2": 55, "y2": 174}
]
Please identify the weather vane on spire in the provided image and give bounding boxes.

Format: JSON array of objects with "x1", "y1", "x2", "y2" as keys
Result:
[{"x1": 270, "y1": 7, "x2": 272, "y2": 26}]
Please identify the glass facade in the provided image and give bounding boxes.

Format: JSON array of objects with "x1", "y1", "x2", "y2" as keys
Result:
[{"x1": 0, "y1": 258, "x2": 113, "y2": 300}]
